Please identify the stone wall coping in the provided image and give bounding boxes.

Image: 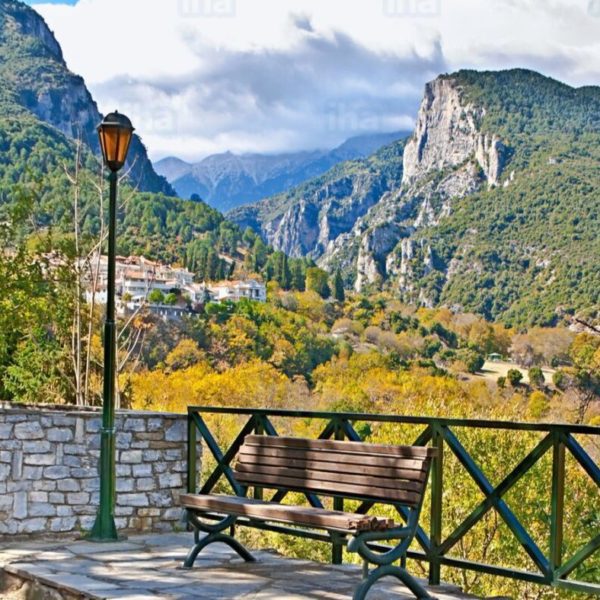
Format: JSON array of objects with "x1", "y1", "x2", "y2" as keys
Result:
[{"x1": 0, "y1": 403, "x2": 183, "y2": 419}]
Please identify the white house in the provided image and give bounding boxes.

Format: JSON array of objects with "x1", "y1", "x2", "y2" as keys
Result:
[{"x1": 208, "y1": 279, "x2": 266, "y2": 303}]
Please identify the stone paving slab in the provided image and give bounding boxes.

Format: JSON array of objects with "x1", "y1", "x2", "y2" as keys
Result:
[{"x1": 0, "y1": 532, "x2": 484, "y2": 599}]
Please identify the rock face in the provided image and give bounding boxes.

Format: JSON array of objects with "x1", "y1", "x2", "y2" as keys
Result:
[
  {"x1": 230, "y1": 149, "x2": 405, "y2": 259},
  {"x1": 232, "y1": 72, "x2": 510, "y2": 295},
  {"x1": 0, "y1": 1, "x2": 173, "y2": 195},
  {"x1": 402, "y1": 77, "x2": 507, "y2": 186}
]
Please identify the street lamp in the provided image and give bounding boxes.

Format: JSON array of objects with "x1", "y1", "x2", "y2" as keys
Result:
[{"x1": 89, "y1": 111, "x2": 134, "y2": 541}]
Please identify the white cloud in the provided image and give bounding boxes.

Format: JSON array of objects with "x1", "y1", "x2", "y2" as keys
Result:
[{"x1": 34, "y1": 0, "x2": 600, "y2": 161}]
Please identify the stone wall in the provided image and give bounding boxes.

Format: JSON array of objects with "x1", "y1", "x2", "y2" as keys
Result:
[{"x1": 0, "y1": 405, "x2": 200, "y2": 537}]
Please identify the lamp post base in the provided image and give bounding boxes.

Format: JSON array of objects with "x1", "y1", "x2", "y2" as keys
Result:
[{"x1": 86, "y1": 512, "x2": 121, "y2": 542}]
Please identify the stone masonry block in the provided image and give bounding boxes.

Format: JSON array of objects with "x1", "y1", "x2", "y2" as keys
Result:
[
  {"x1": 116, "y1": 479, "x2": 134, "y2": 493},
  {"x1": 57, "y1": 505, "x2": 74, "y2": 517},
  {"x1": 14, "y1": 421, "x2": 44, "y2": 440},
  {"x1": 118, "y1": 493, "x2": 149, "y2": 507},
  {"x1": 29, "y1": 503, "x2": 56, "y2": 517},
  {"x1": 49, "y1": 492, "x2": 65, "y2": 504},
  {"x1": 24, "y1": 453, "x2": 55, "y2": 466},
  {"x1": 120, "y1": 450, "x2": 143, "y2": 464},
  {"x1": 136, "y1": 477, "x2": 156, "y2": 492},
  {"x1": 58, "y1": 479, "x2": 81, "y2": 492},
  {"x1": 47, "y1": 428, "x2": 74, "y2": 443},
  {"x1": 158, "y1": 473, "x2": 182, "y2": 489},
  {"x1": 115, "y1": 506, "x2": 134, "y2": 516},
  {"x1": 147, "y1": 418, "x2": 164, "y2": 432},
  {"x1": 162, "y1": 507, "x2": 184, "y2": 521},
  {"x1": 67, "y1": 492, "x2": 90, "y2": 505},
  {"x1": 81, "y1": 478, "x2": 100, "y2": 492},
  {"x1": 131, "y1": 440, "x2": 150, "y2": 449},
  {"x1": 22, "y1": 441, "x2": 51, "y2": 453},
  {"x1": 64, "y1": 444, "x2": 88, "y2": 455},
  {"x1": 153, "y1": 462, "x2": 168, "y2": 474},
  {"x1": 0, "y1": 424, "x2": 13, "y2": 439},
  {"x1": 165, "y1": 420, "x2": 186, "y2": 442},
  {"x1": 115, "y1": 432, "x2": 133, "y2": 449},
  {"x1": 50, "y1": 517, "x2": 77, "y2": 532},
  {"x1": 22, "y1": 466, "x2": 44, "y2": 480},
  {"x1": 85, "y1": 418, "x2": 102, "y2": 433},
  {"x1": 132, "y1": 464, "x2": 152, "y2": 477},
  {"x1": 164, "y1": 449, "x2": 183, "y2": 461},
  {"x1": 116, "y1": 464, "x2": 132, "y2": 477},
  {"x1": 18, "y1": 518, "x2": 47, "y2": 534},
  {"x1": 29, "y1": 491, "x2": 48, "y2": 503},
  {"x1": 142, "y1": 450, "x2": 161, "y2": 462},
  {"x1": 124, "y1": 418, "x2": 146, "y2": 432},
  {"x1": 13, "y1": 491, "x2": 27, "y2": 519},
  {"x1": 44, "y1": 466, "x2": 71, "y2": 479}
]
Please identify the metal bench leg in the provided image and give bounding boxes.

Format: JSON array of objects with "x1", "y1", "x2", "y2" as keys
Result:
[
  {"x1": 352, "y1": 564, "x2": 434, "y2": 600},
  {"x1": 184, "y1": 531, "x2": 256, "y2": 568},
  {"x1": 183, "y1": 511, "x2": 256, "y2": 569}
]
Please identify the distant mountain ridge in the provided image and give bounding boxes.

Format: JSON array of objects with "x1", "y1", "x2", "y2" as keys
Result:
[
  {"x1": 0, "y1": 0, "x2": 173, "y2": 195},
  {"x1": 230, "y1": 69, "x2": 600, "y2": 325},
  {"x1": 154, "y1": 131, "x2": 407, "y2": 212}
]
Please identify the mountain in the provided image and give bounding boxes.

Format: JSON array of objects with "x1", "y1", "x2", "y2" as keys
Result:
[
  {"x1": 230, "y1": 69, "x2": 600, "y2": 326},
  {"x1": 0, "y1": 0, "x2": 173, "y2": 195},
  {"x1": 154, "y1": 131, "x2": 407, "y2": 212},
  {"x1": 0, "y1": 0, "x2": 234, "y2": 272}
]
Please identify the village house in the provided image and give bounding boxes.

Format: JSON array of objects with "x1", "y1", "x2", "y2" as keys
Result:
[{"x1": 83, "y1": 255, "x2": 266, "y2": 319}]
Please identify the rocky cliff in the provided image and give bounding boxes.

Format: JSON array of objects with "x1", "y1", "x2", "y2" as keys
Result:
[
  {"x1": 231, "y1": 72, "x2": 510, "y2": 291},
  {"x1": 231, "y1": 69, "x2": 600, "y2": 324},
  {"x1": 0, "y1": 0, "x2": 173, "y2": 195},
  {"x1": 229, "y1": 140, "x2": 406, "y2": 259}
]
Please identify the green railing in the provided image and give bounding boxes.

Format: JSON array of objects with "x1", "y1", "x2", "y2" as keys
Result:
[{"x1": 186, "y1": 407, "x2": 600, "y2": 595}]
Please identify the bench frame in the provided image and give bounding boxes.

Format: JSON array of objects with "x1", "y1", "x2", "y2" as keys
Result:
[{"x1": 183, "y1": 435, "x2": 436, "y2": 600}]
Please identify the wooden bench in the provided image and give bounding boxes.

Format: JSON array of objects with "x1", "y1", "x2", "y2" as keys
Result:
[{"x1": 181, "y1": 435, "x2": 437, "y2": 600}]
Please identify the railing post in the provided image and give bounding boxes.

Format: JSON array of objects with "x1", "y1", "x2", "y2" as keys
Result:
[
  {"x1": 429, "y1": 422, "x2": 444, "y2": 585},
  {"x1": 254, "y1": 416, "x2": 264, "y2": 501},
  {"x1": 332, "y1": 419, "x2": 344, "y2": 565},
  {"x1": 187, "y1": 411, "x2": 198, "y2": 494},
  {"x1": 550, "y1": 429, "x2": 565, "y2": 583}
]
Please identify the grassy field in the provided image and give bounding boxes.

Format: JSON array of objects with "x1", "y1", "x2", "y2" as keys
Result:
[{"x1": 475, "y1": 360, "x2": 556, "y2": 385}]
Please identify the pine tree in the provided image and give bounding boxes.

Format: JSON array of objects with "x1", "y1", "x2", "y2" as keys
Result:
[{"x1": 333, "y1": 270, "x2": 345, "y2": 302}]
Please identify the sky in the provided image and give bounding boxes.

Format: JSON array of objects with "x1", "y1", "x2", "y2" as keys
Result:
[{"x1": 26, "y1": 0, "x2": 600, "y2": 162}]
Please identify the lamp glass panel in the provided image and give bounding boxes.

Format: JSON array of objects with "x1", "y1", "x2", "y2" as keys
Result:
[
  {"x1": 116, "y1": 130, "x2": 133, "y2": 166},
  {"x1": 99, "y1": 126, "x2": 120, "y2": 164}
]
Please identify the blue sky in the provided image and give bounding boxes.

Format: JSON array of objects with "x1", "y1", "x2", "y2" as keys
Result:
[{"x1": 31, "y1": 0, "x2": 600, "y2": 162}]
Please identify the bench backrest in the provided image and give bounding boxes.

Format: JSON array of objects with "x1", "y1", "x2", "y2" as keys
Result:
[{"x1": 234, "y1": 435, "x2": 436, "y2": 507}]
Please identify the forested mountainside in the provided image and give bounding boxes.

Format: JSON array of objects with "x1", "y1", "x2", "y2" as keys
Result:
[
  {"x1": 0, "y1": 0, "x2": 172, "y2": 195},
  {"x1": 230, "y1": 69, "x2": 600, "y2": 326},
  {"x1": 0, "y1": 0, "x2": 242, "y2": 275},
  {"x1": 154, "y1": 131, "x2": 407, "y2": 212}
]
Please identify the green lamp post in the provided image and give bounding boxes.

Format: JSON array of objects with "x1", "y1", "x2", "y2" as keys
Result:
[{"x1": 89, "y1": 111, "x2": 134, "y2": 541}]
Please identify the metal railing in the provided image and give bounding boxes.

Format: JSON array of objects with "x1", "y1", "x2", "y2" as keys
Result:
[{"x1": 186, "y1": 406, "x2": 600, "y2": 595}]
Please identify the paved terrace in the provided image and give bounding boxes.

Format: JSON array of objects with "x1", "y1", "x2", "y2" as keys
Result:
[{"x1": 0, "y1": 532, "x2": 486, "y2": 600}]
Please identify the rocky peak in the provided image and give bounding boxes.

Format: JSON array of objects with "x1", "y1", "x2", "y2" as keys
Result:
[
  {"x1": 402, "y1": 76, "x2": 507, "y2": 186},
  {"x1": 3, "y1": 0, "x2": 63, "y2": 60},
  {"x1": 0, "y1": 1, "x2": 173, "y2": 196}
]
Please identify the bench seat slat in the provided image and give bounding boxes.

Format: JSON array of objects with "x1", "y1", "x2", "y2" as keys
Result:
[
  {"x1": 238, "y1": 447, "x2": 427, "y2": 471},
  {"x1": 244, "y1": 435, "x2": 435, "y2": 458},
  {"x1": 233, "y1": 471, "x2": 421, "y2": 505},
  {"x1": 181, "y1": 493, "x2": 397, "y2": 532},
  {"x1": 235, "y1": 463, "x2": 424, "y2": 492},
  {"x1": 236, "y1": 454, "x2": 428, "y2": 482}
]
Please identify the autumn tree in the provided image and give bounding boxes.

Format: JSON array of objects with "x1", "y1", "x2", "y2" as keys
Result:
[{"x1": 305, "y1": 267, "x2": 331, "y2": 299}]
